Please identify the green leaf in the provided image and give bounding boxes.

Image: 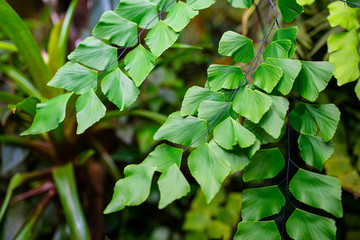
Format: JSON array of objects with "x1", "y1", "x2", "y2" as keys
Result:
[
  {"x1": 286, "y1": 209, "x2": 336, "y2": 240},
  {"x1": 296, "y1": 0, "x2": 315, "y2": 6},
  {"x1": 243, "y1": 148, "x2": 285, "y2": 182},
  {"x1": 48, "y1": 61, "x2": 98, "y2": 94},
  {"x1": 242, "y1": 186, "x2": 285, "y2": 221},
  {"x1": 125, "y1": 45, "x2": 156, "y2": 86},
  {"x1": 327, "y1": 2, "x2": 360, "y2": 31},
  {"x1": 141, "y1": 143, "x2": 183, "y2": 172},
  {"x1": 75, "y1": 89, "x2": 106, "y2": 134},
  {"x1": 181, "y1": 86, "x2": 224, "y2": 116},
  {"x1": 346, "y1": 0, "x2": 360, "y2": 8},
  {"x1": 14, "y1": 97, "x2": 40, "y2": 117},
  {"x1": 21, "y1": 93, "x2": 73, "y2": 135},
  {"x1": 101, "y1": 68, "x2": 139, "y2": 111},
  {"x1": 92, "y1": 11, "x2": 138, "y2": 47},
  {"x1": 187, "y1": 0, "x2": 216, "y2": 10},
  {"x1": 207, "y1": 64, "x2": 246, "y2": 91},
  {"x1": 154, "y1": 111, "x2": 208, "y2": 147},
  {"x1": 289, "y1": 169, "x2": 343, "y2": 218},
  {"x1": 298, "y1": 134, "x2": 335, "y2": 171},
  {"x1": 53, "y1": 163, "x2": 91, "y2": 240},
  {"x1": 104, "y1": 164, "x2": 156, "y2": 213},
  {"x1": 293, "y1": 61, "x2": 335, "y2": 102},
  {"x1": 253, "y1": 63, "x2": 283, "y2": 93},
  {"x1": 145, "y1": 21, "x2": 179, "y2": 56},
  {"x1": 258, "y1": 95, "x2": 289, "y2": 139},
  {"x1": 158, "y1": 164, "x2": 190, "y2": 209},
  {"x1": 115, "y1": 0, "x2": 159, "y2": 29},
  {"x1": 198, "y1": 101, "x2": 237, "y2": 130},
  {"x1": 234, "y1": 221, "x2": 281, "y2": 240},
  {"x1": 356, "y1": 80, "x2": 360, "y2": 101},
  {"x1": 233, "y1": 88, "x2": 272, "y2": 124},
  {"x1": 329, "y1": 48, "x2": 359, "y2": 86},
  {"x1": 218, "y1": 31, "x2": 255, "y2": 63},
  {"x1": 150, "y1": 0, "x2": 175, "y2": 11},
  {"x1": 290, "y1": 103, "x2": 340, "y2": 142},
  {"x1": 278, "y1": 0, "x2": 303, "y2": 23},
  {"x1": 327, "y1": 31, "x2": 359, "y2": 53},
  {"x1": 227, "y1": 0, "x2": 252, "y2": 8},
  {"x1": 263, "y1": 40, "x2": 292, "y2": 59},
  {"x1": 213, "y1": 117, "x2": 256, "y2": 149},
  {"x1": 164, "y1": 1, "x2": 199, "y2": 32},
  {"x1": 244, "y1": 119, "x2": 283, "y2": 144},
  {"x1": 188, "y1": 143, "x2": 231, "y2": 203},
  {"x1": 273, "y1": 27, "x2": 298, "y2": 58},
  {"x1": 266, "y1": 58, "x2": 302, "y2": 95},
  {"x1": 68, "y1": 37, "x2": 117, "y2": 71}
]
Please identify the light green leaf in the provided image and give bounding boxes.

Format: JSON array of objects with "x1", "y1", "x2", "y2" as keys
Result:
[
  {"x1": 289, "y1": 169, "x2": 343, "y2": 218},
  {"x1": 278, "y1": 0, "x2": 303, "y2": 23},
  {"x1": 327, "y1": 31, "x2": 359, "y2": 52},
  {"x1": 258, "y1": 95, "x2": 289, "y2": 139},
  {"x1": 234, "y1": 221, "x2": 281, "y2": 240},
  {"x1": 154, "y1": 111, "x2": 208, "y2": 147},
  {"x1": 286, "y1": 209, "x2": 336, "y2": 240},
  {"x1": 228, "y1": 0, "x2": 252, "y2": 8},
  {"x1": 164, "y1": 1, "x2": 199, "y2": 32},
  {"x1": 207, "y1": 64, "x2": 246, "y2": 91},
  {"x1": 243, "y1": 148, "x2": 285, "y2": 182},
  {"x1": 296, "y1": 0, "x2": 315, "y2": 5},
  {"x1": 101, "y1": 68, "x2": 139, "y2": 111},
  {"x1": 115, "y1": 0, "x2": 159, "y2": 29},
  {"x1": 266, "y1": 58, "x2": 302, "y2": 95},
  {"x1": 218, "y1": 31, "x2": 255, "y2": 63},
  {"x1": 104, "y1": 164, "x2": 156, "y2": 213},
  {"x1": 213, "y1": 117, "x2": 256, "y2": 149},
  {"x1": 327, "y1": 2, "x2": 360, "y2": 31},
  {"x1": 233, "y1": 88, "x2": 272, "y2": 124},
  {"x1": 329, "y1": 48, "x2": 359, "y2": 86},
  {"x1": 253, "y1": 63, "x2": 283, "y2": 93},
  {"x1": 298, "y1": 134, "x2": 335, "y2": 171},
  {"x1": 242, "y1": 186, "x2": 285, "y2": 221},
  {"x1": 273, "y1": 27, "x2": 298, "y2": 58},
  {"x1": 188, "y1": 143, "x2": 231, "y2": 203},
  {"x1": 21, "y1": 93, "x2": 73, "y2": 135},
  {"x1": 293, "y1": 61, "x2": 335, "y2": 102},
  {"x1": 68, "y1": 37, "x2": 117, "y2": 71},
  {"x1": 181, "y1": 86, "x2": 224, "y2": 116},
  {"x1": 75, "y1": 89, "x2": 106, "y2": 134},
  {"x1": 158, "y1": 164, "x2": 190, "y2": 209},
  {"x1": 92, "y1": 11, "x2": 138, "y2": 47},
  {"x1": 48, "y1": 61, "x2": 98, "y2": 94},
  {"x1": 141, "y1": 143, "x2": 183, "y2": 172},
  {"x1": 198, "y1": 101, "x2": 237, "y2": 130},
  {"x1": 124, "y1": 44, "x2": 155, "y2": 86},
  {"x1": 145, "y1": 21, "x2": 179, "y2": 56},
  {"x1": 356, "y1": 80, "x2": 360, "y2": 101},
  {"x1": 263, "y1": 40, "x2": 292, "y2": 59},
  {"x1": 150, "y1": 0, "x2": 175, "y2": 11},
  {"x1": 290, "y1": 103, "x2": 340, "y2": 142},
  {"x1": 187, "y1": 0, "x2": 216, "y2": 10}
]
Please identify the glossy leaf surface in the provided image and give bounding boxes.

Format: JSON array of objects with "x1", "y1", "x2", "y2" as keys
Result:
[
  {"x1": 218, "y1": 31, "x2": 254, "y2": 63},
  {"x1": 278, "y1": 0, "x2": 303, "y2": 23},
  {"x1": 234, "y1": 221, "x2": 281, "y2": 240}
]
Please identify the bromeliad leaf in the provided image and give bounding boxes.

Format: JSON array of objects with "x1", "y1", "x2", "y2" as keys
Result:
[
  {"x1": 124, "y1": 45, "x2": 155, "y2": 86},
  {"x1": 164, "y1": 1, "x2": 199, "y2": 32},
  {"x1": 181, "y1": 86, "x2": 224, "y2": 116},
  {"x1": 213, "y1": 117, "x2": 256, "y2": 149},
  {"x1": 293, "y1": 61, "x2": 335, "y2": 102},
  {"x1": 154, "y1": 111, "x2": 208, "y2": 147},
  {"x1": 48, "y1": 61, "x2": 98, "y2": 94},
  {"x1": 145, "y1": 21, "x2": 179, "y2": 56},
  {"x1": 234, "y1": 221, "x2": 281, "y2": 240},
  {"x1": 188, "y1": 143, "x2": 231, "y2": 203},
  {"x1": 286, "y1": 209, "x2": 336, "y2": 240},
  {"x1": 243, "y1": 148, "x2": 285, "y2": 182},
  {"x1": 115, "y1": 0, "x2": 159, "y2": 29},
  {"x1": 227, "y1": 0, "x2": 252, "y2": 8},
  {"x1": 263, "y1": 40, "x2": 292, "y2": 59},
  {"x1": 21, "y1": 93, "x2": 73, "y2": 135},
  {"x1": 273, "y1": 26, "x2": 298, "y2": 58},
  {"x1": 298, "y1": 134, "x2": 335, "y2": 171},
  {"x1": 187, "y1": 0, "x2": 216, "y2": 10},
  {"x1": 101, "y1": 68, "x2": 139, "y2": 111},
  {"x1": 253, "y1": 63, "x2": 283, "y2": 93},
  {"x1": 277, "y1": 0, "x2": 303, "y2": 23},
  {"x1": 233, "y1": 88, "x2": 272, "y2": 124},
  {"x1": 68, "y1": 37, "x2": 117, "y2": 71},
  {"x1": 241, "y1": 186, "x2": 285, "y2": 221},
  {"x1": 207, "y1": 64, "x2": 246, "y2": 91},
  {"x1": 104, "y1": 165, "x2": 156, "y2": 213},
  {"x1": 75, "y1": 89, "x2": 106, "y2": 134},
  {"x1": 266, "y1": 58, "x2": 302, "y2": 95},
  {"x1": 92, "y1": 11, "x2": 138, "y2": 47},
  {"x1": 218, "y1": 31, "x2": 255, "y2": 63},
  {"x1": 289, "y1": 169, "x2": 343, "y2": 218}
]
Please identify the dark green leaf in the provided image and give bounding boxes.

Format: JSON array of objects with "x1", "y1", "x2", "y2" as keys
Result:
[
  {"x1": 273, "y1": 26, "x2": 298, "y2": 58},
  {"x1": 253, "y1": 63, "x2": 283, "y2": 93},
  {"x1": 14, "y1": 97, "x2": 40, "y2": 117},
  {"x1": 198, "y1": 101, "x2": 237, "y2": 130},
  {"x1": 218, "y1": 31, "x2": 255, "y2": 63},
  {"x1": 207, "y1": 64, "x2": 246, "y2": 91},
  {"x1": 263, "y1": 40, "x2": 292, "y2": 59},
  {"x1": 234, "y1": 221, "x2": 281, "y2": 240},
  {"x1": 145, "y1": 21, "x2": 179, "y2": 56},
  {"x1": 164, "y1": 1, "x2": 199, "y2": 32},
  {"x1": 278, "y1": 0, "x2": 303, "y2": 23},
  {"x1": 228, "y1": 0, "x2": 252, "y2": 8}
]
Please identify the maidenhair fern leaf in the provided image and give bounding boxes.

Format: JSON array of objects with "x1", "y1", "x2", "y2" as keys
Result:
[
  {"x1": 218, "y1": 31, "x2": 255, "y2": 63},
  {"x1": 145, "y1": 21, "x2": 179, "y2": 56},
  {"x1": 164, "y1": 1, "x2": 199, "y2": 32},
  {"x1": 207, "y1": 64, "x2": 246, "y2": 91}
]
